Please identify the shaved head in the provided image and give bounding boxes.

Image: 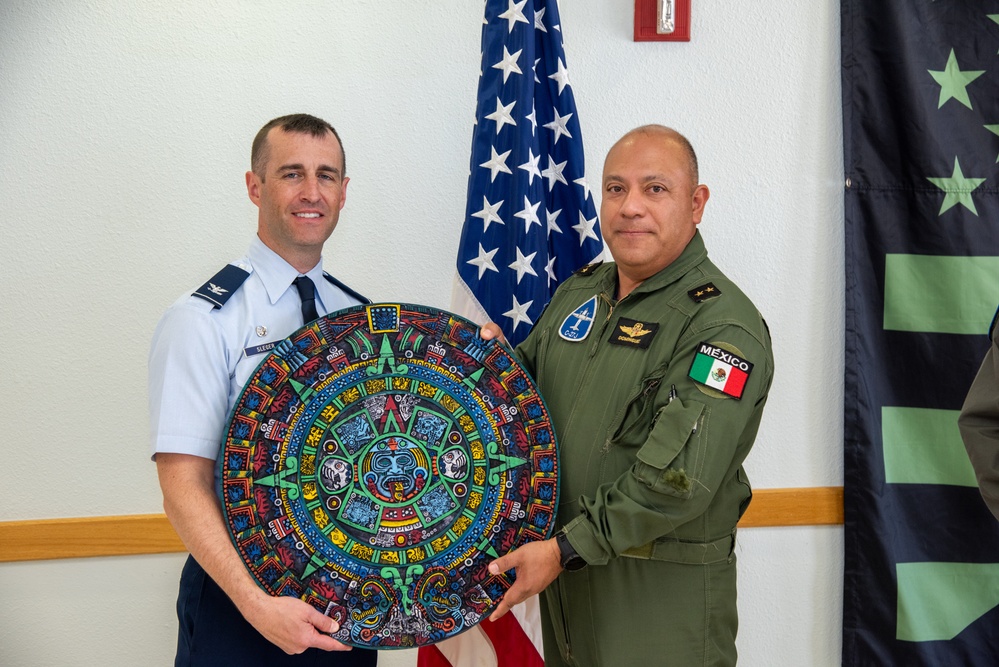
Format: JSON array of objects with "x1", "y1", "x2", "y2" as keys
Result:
[{"x1": 608, "y1": 125, "x2": 699, "y2": 187}]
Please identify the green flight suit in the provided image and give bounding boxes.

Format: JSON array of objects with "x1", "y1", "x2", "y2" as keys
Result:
[
  {"x1": 958, "y1": 309, "x2": 999, "y2": 521},
  {"x1": 515, "y1": 232, "x2": 774, "y2": 667}
]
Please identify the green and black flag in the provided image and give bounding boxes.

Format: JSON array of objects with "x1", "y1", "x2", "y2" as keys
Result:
[{"x1": 843, "y1": 1, "x2": 999, "y2": 663}]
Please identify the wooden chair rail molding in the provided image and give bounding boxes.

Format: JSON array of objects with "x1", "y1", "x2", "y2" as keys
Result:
[{"x1": 0, "y1": 486, "x2": 843, "y2": 563}]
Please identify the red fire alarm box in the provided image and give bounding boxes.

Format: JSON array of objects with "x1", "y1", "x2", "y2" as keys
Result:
[{"x1": 634, "y1": 0, "x2": 691, "y2": 42}]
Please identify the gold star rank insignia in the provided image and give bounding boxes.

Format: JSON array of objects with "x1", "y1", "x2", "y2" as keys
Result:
[{"x1": 688, "y1": 282, "x2": 722, "y2": 303}]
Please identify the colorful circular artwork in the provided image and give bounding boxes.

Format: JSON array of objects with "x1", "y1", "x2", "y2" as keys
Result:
[{"x1": 219, "y1": 303, "x2": 559, "y2": 649}]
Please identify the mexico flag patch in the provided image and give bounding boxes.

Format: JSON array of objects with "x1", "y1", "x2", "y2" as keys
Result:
[{"x1": 688, "y1": 342, "x2": 754, "y2": 399}]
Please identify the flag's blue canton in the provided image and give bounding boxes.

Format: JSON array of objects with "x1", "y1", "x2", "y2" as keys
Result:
[{"x1": 457, "y1": 0, "x2": 603, "y2": 347}]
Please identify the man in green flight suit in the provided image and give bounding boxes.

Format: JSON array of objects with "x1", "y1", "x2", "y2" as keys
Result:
[{"x1": 482, "y1": 125, "x2": 775, "y2": 666}]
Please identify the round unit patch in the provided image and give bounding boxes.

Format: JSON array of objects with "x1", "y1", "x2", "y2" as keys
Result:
[{"x1": 219, "y1": 303, "x2": 559, "y2": 649}]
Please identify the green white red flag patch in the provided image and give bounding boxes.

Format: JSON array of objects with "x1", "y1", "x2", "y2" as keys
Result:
[{"x1": 688, "y1": 342, "x2": 753, "y2": 399}]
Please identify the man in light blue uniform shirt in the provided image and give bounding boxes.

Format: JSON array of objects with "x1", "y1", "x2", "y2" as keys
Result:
[{"x1": 149, "y1": 114, "x2": 377, "y2": 666}]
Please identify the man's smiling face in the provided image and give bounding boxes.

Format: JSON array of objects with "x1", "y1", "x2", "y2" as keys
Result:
[
  {"x1": 600, "y1": 129, "x2": 708, "y2": 291},
  {"x1": 247, "y1": 127, "x2": 348, "y2": 270}
]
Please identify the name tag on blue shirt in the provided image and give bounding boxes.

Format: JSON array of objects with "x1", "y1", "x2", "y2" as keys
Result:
[{"x1": 244, "y1": 342, "x2": 278, "y2": 358}]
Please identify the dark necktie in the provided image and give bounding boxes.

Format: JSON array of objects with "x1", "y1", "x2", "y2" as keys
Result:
[{"x1": 293, "y1": 276, "x2": 320, "y2": 324}]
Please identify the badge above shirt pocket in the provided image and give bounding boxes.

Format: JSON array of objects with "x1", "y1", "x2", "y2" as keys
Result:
[{"x1": 608, "y1": 317, "x2": 660, "y2": 349}]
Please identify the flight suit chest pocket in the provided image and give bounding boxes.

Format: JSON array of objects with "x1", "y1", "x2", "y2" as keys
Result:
[
  {"x1": 608, "y1": 370, "x2": 668, "y2": 447},
  {"x1": 634, "y1": 398, "x2": 705, "y2": 498}
]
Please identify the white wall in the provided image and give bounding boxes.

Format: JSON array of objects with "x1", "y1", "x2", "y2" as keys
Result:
[{"x1": 0, "y1": 1, "x2": 844, "y2": 665}]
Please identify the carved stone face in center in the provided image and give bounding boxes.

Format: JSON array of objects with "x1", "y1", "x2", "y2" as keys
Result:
[{"x1": 363, "y1": 437, "x2": 428, "y2": 503}]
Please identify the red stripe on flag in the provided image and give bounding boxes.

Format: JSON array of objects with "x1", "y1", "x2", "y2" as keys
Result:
[
  {"x1": 478, "y1": 615, "x2": 544, "y2": 667},
  {"x1": 416, "y1": 643, "x2": 453, "y2": 667},
  {"x1": 726, "y1": 367, "x2": 748, "y2": 399}
]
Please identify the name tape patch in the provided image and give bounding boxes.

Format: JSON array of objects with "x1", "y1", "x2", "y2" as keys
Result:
[
  {"x1": 608, "y1": 318, "x2": 659, "y2": 349},
  {"x1": 688, "y1": 342, "x2": 753, "y2": 399}
]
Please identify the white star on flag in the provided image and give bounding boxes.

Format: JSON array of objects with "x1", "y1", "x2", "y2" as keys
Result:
[
  {"x1": 518, "y1": 148, "x2": 542, "y2": 184},
  {"x1": 503, "y1": 295, "x2": 534, "y2": 330},
  {"x1": 485, "y1": 98, "x2": 517, "y2": 134},
  {"x1": 548, "y1": 57, "x2": 571, "y2": 94},
  {"x1": 499, "y1": 0, "x2": 529, "y2": 32},
  {"x1": 514, "y1": 196, "x2": 542, "y2": 232},
  {"x1": 542, "y1": 155, "x2": 568, "y2": 190},
  {"x1": 526, "y1": 107, "x2": 538, "y2": 134},
  {"x1": 471, "y1": 196, "x2": 505, "y2": 232},
  {"x1": 534, "y1": 7, "x2": 547, "y2": 32},
  {"x1": 492, "y1": 46, "x2": 523, "y2": 82},
  {"x1": 543, "y1": 108, "x2": 573, "y2": 143},
  {"x1": 546, "y1": 207, "x2": 563, "y2": 236},
  {"x1": 480, "y1": 146, "x2": 513, "y2": 181},
  {"x1": 467, "y1": 243, "x2": 500, "y2": 279},
  {"x1": 508, "y1": 247, "x2": 539, "y2": 283},
  {"x1": 573, "y1": 211, "x2": 600, "y2": 245}
]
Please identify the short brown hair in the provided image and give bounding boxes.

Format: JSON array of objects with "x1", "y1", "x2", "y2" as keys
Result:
[{"x1": 251, "y1": 114, "x2": 345, "y2": 178}]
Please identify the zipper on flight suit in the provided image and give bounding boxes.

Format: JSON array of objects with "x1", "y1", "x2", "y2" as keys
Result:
[
  {"x1": 560, "y1": 285, "x2": 655, "y2": 661},
  {"x1": 565, "y1": 291, "x2": 617, "y2": 413},
  {"x1": 554, "y1": 289, "x2": 618, "y2": 664},
  {"x1": 558, "y1": 579, "x2": 575, "y2": 664},
  {"x1": 599, "y1": 292, "x2": 615, "y2": 323},
  {"x1": 600, "y1": 282, "x2": 664, "y2": 451},
  {"x1": 560, "y1": 289, "x2": 618, "y2": 456}
]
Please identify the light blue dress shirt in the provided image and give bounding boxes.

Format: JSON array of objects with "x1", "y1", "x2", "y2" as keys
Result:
[{"x1": 148, "y1": 237, "x2": 365, "y2": 462}]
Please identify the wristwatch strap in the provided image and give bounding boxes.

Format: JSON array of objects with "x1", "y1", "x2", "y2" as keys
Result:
[{"x1": 556, "y1": 530, "x2": 587, "y2": 571}]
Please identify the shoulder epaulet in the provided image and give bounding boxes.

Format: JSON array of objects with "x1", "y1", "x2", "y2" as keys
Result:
[
  {"x1": 192, "y1": 264, "x2": 250, "y2": 309},
  {"x1": 324, "y1": 272, "x2": 371, "y2": 305},
  {"x1": 688, "y1": 282, "x2": 722, "y2": 304},
  {"x1": 574, "y1": 261, "x2": 603, "y2": 277}
]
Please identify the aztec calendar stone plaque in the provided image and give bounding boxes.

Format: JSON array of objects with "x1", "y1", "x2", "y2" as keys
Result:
[{"x1": 219, "y1": 303, "x2": 559, "y2": 649}]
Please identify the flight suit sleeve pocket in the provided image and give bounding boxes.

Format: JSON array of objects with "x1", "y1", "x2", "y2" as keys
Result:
[{"x1": 633, "y1": 398, "x2": 705, "y2": 497}]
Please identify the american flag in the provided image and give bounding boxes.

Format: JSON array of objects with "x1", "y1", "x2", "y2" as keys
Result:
[
  {"x1": 449, "y1": 0, "x2": 604, "y2": 348},
  {"x1": 423, "y1": 1, "x2": 602, "y2": 665}
]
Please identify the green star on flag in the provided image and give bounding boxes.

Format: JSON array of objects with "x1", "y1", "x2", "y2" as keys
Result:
[
  {"x1": 987, "y1": 125, "x2": 999, "y2": 162},
  {"x1": 926, "y1": 157, "x2": 986, "y2": 216},
  {"x1": 927, "y1": 48, "x2": 985, "y2": 109}
]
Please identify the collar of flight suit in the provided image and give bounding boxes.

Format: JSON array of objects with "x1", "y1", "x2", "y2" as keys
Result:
[{"x1": 597, "y1": 230, "x2": 710, "y2": 301}]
